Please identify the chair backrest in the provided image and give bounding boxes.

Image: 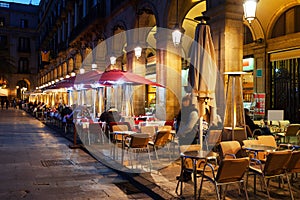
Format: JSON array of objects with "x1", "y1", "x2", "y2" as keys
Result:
[
  {"x1": 285, "y1": 124, "x2": 300, "y2": 137},
  {"x1": 279, "y1": 120, "x2": 290, "y2": 132},
  {"x1": 179, "y1": 144, "x2": 202, "y2": 153},
  {"x1": 268, "y1": 120, "x2": 280, "y2": 127},
  {"x1": 206, "y1": 129, "x2": 222, "y2": 146},
  {"x1": 109, "y1": 121, "x2": 132, "y2": 132},
  {"x1": 164, "y1": 120, "x2": 175, "y2": 129},
  {"x1": 141, "y1": 126, "x2": 156, "y2": 137},
  {"x1": 215, "y1": 157, "x2": 250, "y2": 183},
  {"x1": 219, "y1": 141, "x2": 241, "y2": 159},
  {"x1": 123, "y1": 116, "x2": 135, "y2": 129},
  {"x1": 154, "y1": 130, "x2": 170, "y2": 146},
  {"x1": 158, "y1": 125, "x2": 173, "y2": 140},
  {"x1": 242, "y1": 139, "x2": 261, "y2": 147},
  {"x1": 263, "y1": 150, "x2": 292, "y2": 176},
  {"x1": 112, "y1": 124, "x2": 129, "y2": 132},
  {"x1": 158, "y1": 125, "x2": 172, "y2": 131},
  {"x1": 89, "y1": 123, "x2": 103, "y2": 133},
  {"x1": 129, "y1": 133, "x2": 150, "y2": 148},
  {"x1": 257, "y1": 135, "x2": 277, "y2": 148},
  {"x1": 285, "y1": 150, "x2": 300, "y2": 173}
]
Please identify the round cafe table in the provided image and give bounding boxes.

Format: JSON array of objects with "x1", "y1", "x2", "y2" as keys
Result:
[
  {"x1": 243, "y1": 144, "x2": 277, "y2": 158},
  {"x1": 176, "y1": 150, "x2": 218, "y2": 199}
]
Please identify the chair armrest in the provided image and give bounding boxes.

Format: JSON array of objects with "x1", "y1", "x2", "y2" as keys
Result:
[
  {"x1": 206, "y1": 156, "x2": 218, "y2": 167},
  {"x1": 250, "y1": 158, "x2": 263, "y2": 171},
  {"x1": 224, "y1": 153, "x2": 236, "y2": 159},
  {"x1": 203, "y1": 162, "x2": 217, "y2": 180}
]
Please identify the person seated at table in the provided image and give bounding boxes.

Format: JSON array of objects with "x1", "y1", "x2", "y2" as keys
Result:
[
  {"x1": 99, "y1": 107, "x2": 121, "y2": 124},
  {"x1": 244, "y1": 108, "x2": 272, "y2": 137},
  {"x1": 175, "y1": 95, "x2": 199, "y2": 182}
]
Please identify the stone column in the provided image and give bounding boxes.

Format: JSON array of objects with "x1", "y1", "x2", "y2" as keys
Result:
[
  {"x1": 126, "y1": 48, "x2": 147, "y2": 116},
  {"x1": 205, "y1": 0, "x2": 244, "y2": 119},
  {"x1": 155, "y1": 29, "x2": 182, "y2": 121},
  {"x1": 205, "y1": 0, "x2": 244, "y2": 73}
]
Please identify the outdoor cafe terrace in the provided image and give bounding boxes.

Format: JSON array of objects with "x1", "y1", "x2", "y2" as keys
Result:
[{"x1": 27, "y1": 107, "x2": 300, "y2": 200}]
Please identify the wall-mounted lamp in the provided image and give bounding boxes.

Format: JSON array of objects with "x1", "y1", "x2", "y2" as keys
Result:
[
  {"x1": 172, "y1": 0, "x2": 182, "y2": 46},
  {"x1": 70, "y1": 71, "x2": 76, "y2": 77},
  {"x1": 92, "y1": 63, "x2": 97, "y2": 70},
  {"x1": 243, "y1": 0, "x2": 258, "y2": 23},
  {"x1": 79, "y1": 68, "x2": 85, "y2": 74},
  {"x1": 110, "y1": 56, "x2": 116, "y2": 65},
  {"x1": 134, "y1": 46, "x2": 142, "y2": 59}
]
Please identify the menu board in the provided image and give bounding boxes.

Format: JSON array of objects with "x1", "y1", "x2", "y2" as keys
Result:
[{"x1": 253, "y1": 93, "x2": 265, "y2": 116}]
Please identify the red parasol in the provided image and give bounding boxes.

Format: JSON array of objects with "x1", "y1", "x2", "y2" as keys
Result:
[{"x1": 87, "y1": 69, "x2": 163, "y2": 87}]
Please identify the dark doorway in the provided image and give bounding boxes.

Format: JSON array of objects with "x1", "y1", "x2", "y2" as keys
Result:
[{"x1": 270, "y1": 58, "x2": 300, "y2": 123}]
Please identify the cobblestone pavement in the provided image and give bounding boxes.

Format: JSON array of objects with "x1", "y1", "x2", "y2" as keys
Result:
[
  {"x1": 1, "y1": 108, "x2": 299, "y2": 200},
  {"x1": 0, "y1": 108, "x2": 152, "y2": 200}
]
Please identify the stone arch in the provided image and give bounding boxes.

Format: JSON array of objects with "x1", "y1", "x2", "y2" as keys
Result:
[
  {"x1": 62, "y1": 62, "x2": 67, "y2": 77},
  {"x1": 266, "y1": 2, "x2": 300, "y2": 39},
  {"x1": 74, "y1": 53, "x2": 82, "y2": 71},
  {"x1": 244, "y1": 21, "x2": 264, "y2": 42},
  {"x1": 68, "y1": 58, "x2": 74, "y2": 74}
]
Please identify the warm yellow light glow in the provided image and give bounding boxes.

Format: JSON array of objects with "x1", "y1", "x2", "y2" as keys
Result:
[
  {"x1": 172, "y1": 29, "x2": 182, "y2": 46},
  {"x1": 134, "y1": 46, "x2": 142, "y2": 59},
  {"x1": 79, "y1": 68, "x2": 85, "y2": 74},
  {"x1": 110, "y1": 56, "x2": 116, "y2": 65},
  {"x1": 243, "y1": 0, "x2": 257, "y2": 23}
]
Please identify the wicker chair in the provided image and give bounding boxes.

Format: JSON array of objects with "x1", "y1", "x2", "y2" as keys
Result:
[
  {"x1": 285, "y1": 150, "x2": 300, "y2": 186},
  {"x1": 248, "y1": 150, "x2": 293, "y2": 199},
  {"x1": 148, "y1": 130, "x2": 171, "y2": 160},
  {"x1": 125, "y1": 133, "x2": 151, "y2": 170},
  {"x1": 199, "y1": 157, "x2": 250, "y2": 200},
  {"x1": 219, "y1": 141, "x2": 242, "y2": 159}
]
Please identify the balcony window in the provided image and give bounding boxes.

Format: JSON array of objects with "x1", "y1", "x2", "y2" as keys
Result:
[
  {"x1": 18, "y1": 58, "x2": 29, "y2": 74},
  {"x1": 20, "y1": 19, "x2": 28, "y2": 28},
  {"x1": 18, "y1": 37, "x2": 30, "y2": 52}
]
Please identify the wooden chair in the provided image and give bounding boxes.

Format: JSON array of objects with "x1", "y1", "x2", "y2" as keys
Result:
[
  {"x1": 125, "y1": 133, "x2": 151, "y2": 170},
  {"x1": 148, "y1": 130, "x2": 171, "y2": 160},
  {"x1": 248, "y1": 150, "x2": 293, "y2": 199},
  {"x1": 199, "y1": 157, "x2": 250, "y2": 200}
]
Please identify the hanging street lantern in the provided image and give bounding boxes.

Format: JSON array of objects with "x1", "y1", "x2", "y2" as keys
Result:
[{"x1": 243, "y1": 0, "x2": 258, "y2": 23}]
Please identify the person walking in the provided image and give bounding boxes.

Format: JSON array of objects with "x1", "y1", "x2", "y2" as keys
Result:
[
  {"x1": 13, "y1": 98, "x2": 17, "y2": 109},
  {"x1": 5, "y1": 99, "x2": 9, "y2": 109},
  {"x1": 1, "y1": 98, "x2": 4, "y2": 110}
]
